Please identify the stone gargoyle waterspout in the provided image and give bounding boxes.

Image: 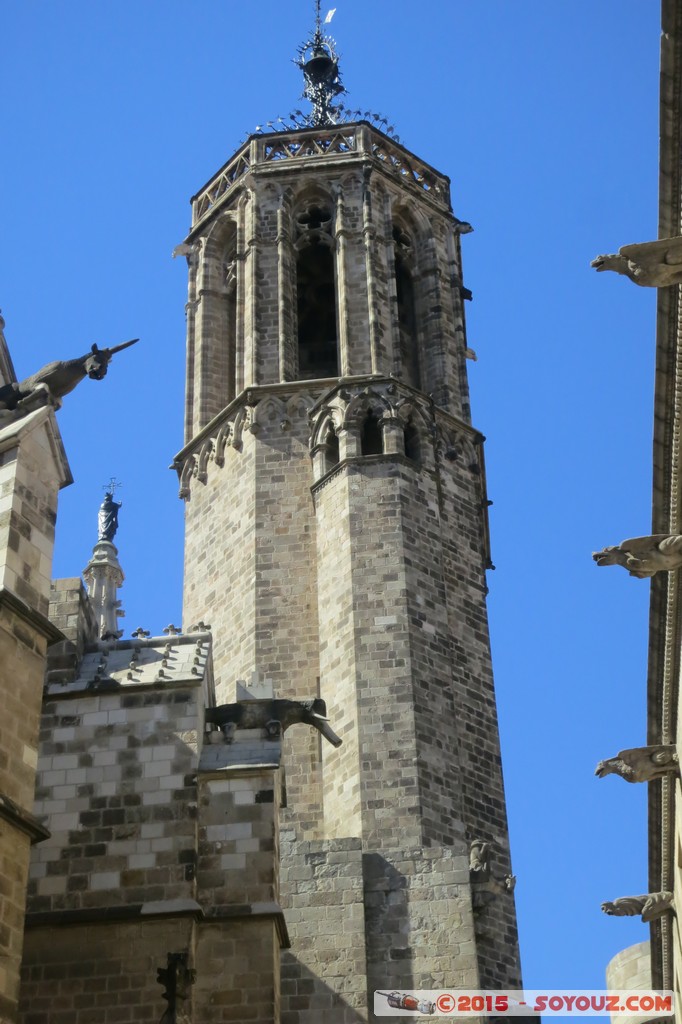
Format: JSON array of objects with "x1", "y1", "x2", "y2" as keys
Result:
[
  {"x1": 595, "y1": 745, "x2": 679, "y2": 784},
  {"x1": 591, "y1": 237, "x2": 682, "y2": 287},
  {"x1": 592, "y1": 535, "x2": 682, "y2": 578},
  {"x1": 601, "y1": 892, "x2": 674, "y2": 923},
  {"x1": 204, "y1": 696, "x2": 343, "y2": 747},
  {"x1": 0, "y1": 339, "x2": 138, "y2": 417}
]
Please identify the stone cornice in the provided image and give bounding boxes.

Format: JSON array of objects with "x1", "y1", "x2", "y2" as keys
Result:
[
  {"x1": 0, "y1": 586, "x2": 64, "y2": 645},
  {"x1": 174, "y1": 377, "x2": 483, "y2": 468},
  {"x1": 25, "y1": 900, "x2": 291, "y2": 948}
]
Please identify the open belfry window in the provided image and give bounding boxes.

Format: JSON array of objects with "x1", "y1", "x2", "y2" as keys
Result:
[
  {"x1": 295, "y1": 201, "x2": 339, "y2": 379},
  {"x1": 403, "y1": 420, "x2": 421, "y2": 464},
  {"x1": 223, "y1": 231, "x2": 238, "y2": 402},
  {"x1": 393, "y1": 224, "x2": 421, "y2": 390},
  {"x1": 360, "y1": 409, "x2": 383, "y2": 455},
  {"x1": 324, "y1": 427, "x2": 340, "y2": 471}
]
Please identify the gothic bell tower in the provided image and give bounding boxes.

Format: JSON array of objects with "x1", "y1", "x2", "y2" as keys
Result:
[{"x1": 175, "y1": 7, "x2": 523, "y2": 1017}]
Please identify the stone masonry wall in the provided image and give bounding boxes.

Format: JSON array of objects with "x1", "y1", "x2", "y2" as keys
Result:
[
  {"x1": 28, "y1": 683, "x2": 201, "y2": 915},
  {"x1": 436, "y1": 418, "x2": 522, "y2": 990},
  {"x1": 0, "y1": 405, "x2": 68, "y2": 1023},
  {"x1": 21, "y1": 641, "x2": 288, "y2": 1024},
  {"x1": 279, "y1": 834, "x2": 367, "y2": 1024},
  {"x1": 183, "y1": 433, "x2": 258, "y2": 695},
  {"x1": 182, "y1": 394, "x2": 326, "y2": 839}
]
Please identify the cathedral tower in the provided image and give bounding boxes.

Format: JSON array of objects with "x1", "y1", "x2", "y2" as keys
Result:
[{"x1": 175, "y1": 9, "x2": 523, "y2": 1017}]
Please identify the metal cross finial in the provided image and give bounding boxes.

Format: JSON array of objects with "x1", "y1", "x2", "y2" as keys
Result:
[
  {"x1": 102, "y1": 477, "x2": 122, "y2": 497},
  {"x1": 315, "y1": 0, "x2": 321, "y2": 33}
]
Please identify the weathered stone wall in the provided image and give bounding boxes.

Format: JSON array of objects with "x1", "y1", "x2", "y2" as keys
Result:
[
  {"x1": 48, "y1": 578, "x2": 98, "y2": 651},
  {"x1": 28, "y1": 682, "x2": 201, "y2": 913},
  {"x1": 363, "y1": 846, "x2": 479, "y2": 996},
  {"x1": 0, "y1": 813, "x2": 32, "y2": 1022},
  {"x1": 280, "y1": 834, "x2": 368, "y2": 1024},
  {"x1": 20, "y1": 637, "x2": 288, "y2": 1024},
  {"x1": 182, "y1": 396, "x2": 326, "y2": 838},
  {"x1": 0, "y1": 404, "x2": 69, "y2": 1023},
  {"x1": 183, "y1": 431, "x2": 259, "y2": 694},
  {"x1": 436, "y1": 417, "x2": 522, "y2": 989}
]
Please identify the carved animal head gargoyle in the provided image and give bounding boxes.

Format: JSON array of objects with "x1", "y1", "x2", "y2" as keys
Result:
[
  {"x1": 205, "y1": 696, "x2": 343, "y2": 748},
  {"x1": 601, "y1": 891, "x2": 674, "y2": 924},
  {"x1": 469, "y1": 839, "x2": 490, "y2": 878},
  {"x1": 0, "y1": 338, "x2": 139, "y2": 417},
  {"x1": 593, "y1": 535, "x2": 682, "y2": 578},
  {"x1": 595, "y1": 745, "x2": 679, "y2": 784},
  {"x1": 157, "y1": 951, "x2": 195, "y2": 1024},
  {"x1": 591, "y1": 237, "x2": 682, "y2": 288}
]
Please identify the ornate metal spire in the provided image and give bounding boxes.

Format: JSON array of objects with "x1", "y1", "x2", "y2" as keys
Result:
[{"x1": 295, "y1": 1, "x2": 345, "y2": 126}]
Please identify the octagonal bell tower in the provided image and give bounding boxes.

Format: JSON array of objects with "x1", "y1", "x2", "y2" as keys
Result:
[{"x1": 175, "y1": 8, "x2": 523, "y2": 1019}]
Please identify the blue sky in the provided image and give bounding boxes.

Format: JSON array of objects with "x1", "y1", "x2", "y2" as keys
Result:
[{"x1": 1, "y1": 0, "x2": 662, "y2": 1000}]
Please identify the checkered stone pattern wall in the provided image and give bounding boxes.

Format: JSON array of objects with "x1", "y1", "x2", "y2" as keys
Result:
[
  {"x1": 27, "y1": 683, "x2": 201, "y2": 913},
  {"x1": 20, "y1": 634, "x2": 289, "y2": 1024}
]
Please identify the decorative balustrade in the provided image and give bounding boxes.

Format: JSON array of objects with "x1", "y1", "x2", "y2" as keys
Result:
[{"x1": 191, "y1": 123, "x2": 451, "y2": 226}]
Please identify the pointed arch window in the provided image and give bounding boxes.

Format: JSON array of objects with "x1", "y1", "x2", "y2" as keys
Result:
[{"x1": 295, "y1": 202, "x2": 339, "y2": 380}]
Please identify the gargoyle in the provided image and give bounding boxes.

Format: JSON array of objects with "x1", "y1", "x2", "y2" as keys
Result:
[
  {"x1": 592, "y1": 535, "x2": 682, "y2": 578},
  {"x1": 0, "y1": 339, "x2": 138, "y2": 414},
  {"x1": 591, "y1": 237, "x2": 682, "y2": 287},
  {"x1": 157, "y1": 952, "x2": 195, "y2": 1024},
  {"x1": 595, "y1": 745, "x2": 679, "y2": 783},
  {"x1": 601, "y1": 891, "x2": 674, "y2": 923},
  {"x1": 469, "y1": 839, "x2": 490, "y2": 876},
  {"x1": 205, "y1": 697, "x2": 343, "y2": 748}
]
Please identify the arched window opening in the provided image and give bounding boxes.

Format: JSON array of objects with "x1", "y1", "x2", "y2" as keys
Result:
[
  {"x1": 393, "y1": 226, "x2": 421, "y2": 390},
  {"x1": 404, "y1": 422, "x2": 421, "y2": 464},
  {"x1": 324, "y1": 429, "x2": 340, "y2": 472},
  {"x1": 296, "y1": 202, "x2": 339, "y2": 380},
  {"x1": 223, "y1": 234, "x2": 238, "y2": 402},
  {"x1": 361, "y1": 410, "x2": 383, "y2": 456}
]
